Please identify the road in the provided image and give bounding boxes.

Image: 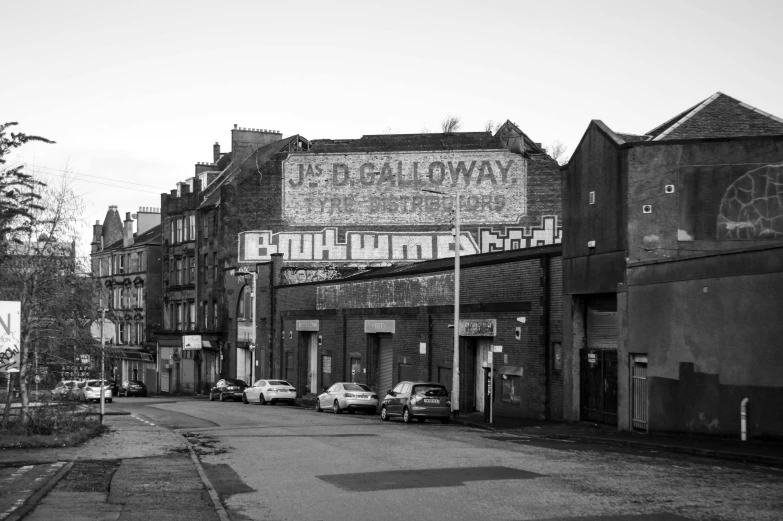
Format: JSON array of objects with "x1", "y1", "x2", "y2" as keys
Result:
[{"x1": 94, "y1": 396, "x2": 783, "y2": 521}]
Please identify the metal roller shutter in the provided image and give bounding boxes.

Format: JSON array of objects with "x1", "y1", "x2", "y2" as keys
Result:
[{"x1": 379, "y1": 337, "x2": 393, "y2": 394}]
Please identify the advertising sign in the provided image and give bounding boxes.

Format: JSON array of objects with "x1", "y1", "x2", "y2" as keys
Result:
[
  {"x1": 282, "y1": 151, "x2": 527, "y2": 226},
  {"x1": 364, "y1": 320, "x2": 396, "y2": 334},
  {"x1": 0, "y1": 301, "x2": 21, "y2": 373},
  {"x1": 183, "y1": 335, "x2": 202, "y2": 350},
  {"x1": 296, "y1": 320, "x2": 320, "y2": 331}
]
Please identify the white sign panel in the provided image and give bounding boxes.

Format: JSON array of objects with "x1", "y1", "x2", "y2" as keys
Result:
[
  {"x1": 183, "y1": 335, "x2": 202, "y2": 350},
  {"x1": 0, "y1": 301, "x2": 21, "y2": 372},
  {"x1": 492, "y1": 345, "x2": 503, "y2": 353}
]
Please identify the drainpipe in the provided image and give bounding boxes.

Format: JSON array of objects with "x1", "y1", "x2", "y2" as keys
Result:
[{"x1": 741, "y1": 397, "x2": 749, "y2": 441}]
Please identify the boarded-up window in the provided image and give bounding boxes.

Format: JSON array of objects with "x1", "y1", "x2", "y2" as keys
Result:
[
  {"x1": 501, "y1": 375, "x2": 521, "y2": 405},
  {"x1": 321, "y1": 355, "x2": 332, "y2": 389}
]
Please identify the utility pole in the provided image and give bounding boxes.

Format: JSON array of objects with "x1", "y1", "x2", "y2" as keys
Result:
[{"x1": 423, "y1": 188, "x2": 461, "y2": 419}]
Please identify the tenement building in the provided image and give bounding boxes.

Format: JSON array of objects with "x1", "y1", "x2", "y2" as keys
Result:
[
  {"x1": 90, "y1": 206, "x2": 161, "y2": 388},
  {"x1": 561, "y1": 92, "x2": 783, "y2": 438}
]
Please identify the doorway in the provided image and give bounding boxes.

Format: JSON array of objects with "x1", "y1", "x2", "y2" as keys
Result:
[
  {"x1": 474, "y1": 338, "x2": 491, "y2": 413},
  {"x1": 308, "y1": 332, "x2": 318, "y2": 395}
]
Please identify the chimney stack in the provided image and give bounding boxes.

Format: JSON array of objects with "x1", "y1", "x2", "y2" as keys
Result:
[
  {"x1": 123, "y1": 212, "x2": 134, "y2": 248},
  {"x1": 91, "y1": 220, "x2": 103, "y2": 253},
  {"x1": 213, "y1": 142, "x2": 221, "y2": 163}
]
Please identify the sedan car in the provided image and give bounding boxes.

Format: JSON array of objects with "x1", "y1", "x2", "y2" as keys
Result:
[
  {"x1": 316, "y1": 382, "x2": 379, "y2": 414},
  {"x1": 380, "y1": 381, "x2": 451, "y2": 424},
  {"x1": 242, "y1": 379, "x2": 296, "y2": 405},
  {"x1": 210, "y1": 379, "x2": 249, "y2": 402},
  {"x1": 119, "y1": 380, "x2": 147, "y2": 397},
  {"x1": 76, "y1": 380, "x2": 113, "y2": 403},
  {"x1": 52, "y1": 380, "x2": 80, "y2": 401}
]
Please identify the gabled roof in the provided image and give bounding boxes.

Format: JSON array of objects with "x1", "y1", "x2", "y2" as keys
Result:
[
  {"x1": 310, "y1": 132, "x2": 503, "y2": 153},
  {"x1": 199, "y1": 135, "x2": 300, "y2": 209},
  {"x1": 103, "y1": 224, "x2": 161, "y2": 251},
  {"x1": 647, "y1": 92, "x2": 783, "y2": 141},
  {"x1": 494, "y1": 120, "x2": 547, "y2": 155}
]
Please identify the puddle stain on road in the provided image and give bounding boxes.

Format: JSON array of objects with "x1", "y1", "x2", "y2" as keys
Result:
[{"x1": 318, "y1": 466, "x2": 543, "y2": 492}]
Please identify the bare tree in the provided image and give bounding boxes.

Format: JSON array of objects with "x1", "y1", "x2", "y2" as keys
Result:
[
  {"x1": 441, "y1": 115, "x2": 462, "y2": 134},
  {"x1": 420, "y1": 124, "x2": 431, "y2": 134},
  {"x1": 0, "y1": 172, "x2": 98, "y2": 427},
  {"x1": 546, "y1": 140, "x2": 570, "y2": 166},
  {"x1": 484, "y1": 120, "x2": 502, "y2": 134}
]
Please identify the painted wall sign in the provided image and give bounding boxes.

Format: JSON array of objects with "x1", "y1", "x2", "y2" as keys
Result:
[
  {"x1": 0, "y1": 301, "x2": 21, "y2": 372},
  {"x1": 364, "y1": 320, "x2": 396, "y2": 334},
  {"x1": 182, "y1": 335, "x2": 202, "y2": 350},
  {"x1": 458, "y1": 318, "x2": 497, "y2": 337},
  {"x1": 237, "y1": 216, "x2": 561, "y2": 264},
  {"x1": 282, "y1": 151, "x2": 527, "y2": 226},
  {"x1": 296, "y1": 320, "x2": 320, "y2": 331}
]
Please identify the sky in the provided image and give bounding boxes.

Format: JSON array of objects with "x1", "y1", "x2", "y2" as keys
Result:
[{"x1": 3, "y1": 0, "x2": 782, "y2": 259}]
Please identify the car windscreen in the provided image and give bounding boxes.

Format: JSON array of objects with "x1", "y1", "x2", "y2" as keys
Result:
[
  {"x1": 343, "y1": 383, "x2": 367, "y2": 391},
  {"x1": 268, "y1": 380, "x2": 290, "y2": 386},
  {"x1": 413, "y1": 385, "x2": 448, "y2": 396},
  {"x1": 225, "y1": 379, "x2": 247, "y2": 386},
  {"x1": 86, "y1": 381, "x2": 110, "y2": 387}
]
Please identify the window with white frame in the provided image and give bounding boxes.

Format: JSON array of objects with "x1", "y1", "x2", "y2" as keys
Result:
[
  {"x1": 176, "y1": 259, "x2": 183, "y2": 285},
  {"x1": 136, "y1": 286, "x2": 143, "y2": 306},
  {"x1": 189, "y1": 215, "x2": 195, "y2": 241},
  {"x1": 137, "y1": 323, "x2": 144, "y2": 343},
  {"x1": 189, "y1": 302, "x2": 196, "y2": 331},
  {"x1": 118, "y1": 322, "x2": 125, "y2": 344},
  {"x1": 177, "y1": 303, "x2": 184, "y2": 331}
]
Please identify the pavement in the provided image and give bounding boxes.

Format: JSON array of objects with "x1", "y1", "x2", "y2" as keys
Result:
[
  {"x1": 452, "y1": 412, "x2": 783, "y2": 468},
  {"x1": 0, "y1": 409, "x2": 227, "y2": 521}
]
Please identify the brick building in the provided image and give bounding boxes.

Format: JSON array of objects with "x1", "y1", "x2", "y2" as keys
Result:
[
  {"x1": 265, "y1": 244, "x2": 563, "y2": 421},
  {"x1": 561, "y1": 92, "x2": 783, "y2": 438},
  {"x1": 90, "y1": 206, "x2": 161, "y2": 387}
]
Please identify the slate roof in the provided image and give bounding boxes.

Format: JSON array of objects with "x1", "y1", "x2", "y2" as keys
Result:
[
  {"x1": 103, "y1": 224, "x2": 161, "y2": 250},
  {"x1": 310, "y1": 132, "x2": 504, "y2": 153},
  {"x1": 647, "y1": 92, "x2": 783, "y2": 141},
  {"x1": 199, "y1": 136, "x2": 300, "y2": 209}
]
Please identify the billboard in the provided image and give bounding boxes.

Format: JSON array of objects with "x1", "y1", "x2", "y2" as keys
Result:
[{"x1": 0, "y1": 301, "x2": 21, "y2": 372}]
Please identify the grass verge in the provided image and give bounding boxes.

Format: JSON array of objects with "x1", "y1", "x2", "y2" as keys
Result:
[{"x1": 0, "y1": 399, "x2": 109, "y2": 449}]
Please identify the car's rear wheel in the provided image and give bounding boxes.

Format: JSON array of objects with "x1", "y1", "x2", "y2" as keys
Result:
[
  {"x1": 259, "y1": 394, "x2": 266, "y2": 405},
  {"x1": 380, "y1": 406, "x2": 390, "y2": 421},
  {"x1": 402, "y1": 408, "x2": 412, "y2": 423},
  {"x1": 242, "y1": 394, "x2": 248, "y2": 404},
  {"x1": 440, "y1": 418, "x2": 451, "y2": 424},
  {"x1": 333, "y1": 400, "x2": 342, "y2": 414},
  {"x1": 315, "y1": 398, "x2": 322, "y2": 412}
]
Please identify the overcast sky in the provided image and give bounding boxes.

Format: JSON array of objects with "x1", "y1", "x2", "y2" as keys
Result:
[{"x1": 3, "y1": 0, "x2": 782, "y2": 259}]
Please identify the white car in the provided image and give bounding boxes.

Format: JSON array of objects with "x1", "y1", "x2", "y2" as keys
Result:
[
  {"x1": 316, "y1": 382, "x2": 379, "y2": 414},
  {"x1": 242, "y1": 379, "x2": 296, "y2": 405},
  {"x1": 77, "y1": 380, "x2": 113, "y2": 403}
]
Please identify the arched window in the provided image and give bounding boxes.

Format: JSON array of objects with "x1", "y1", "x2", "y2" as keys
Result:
[{"x1": 237, "y1": 285, "x2": 252, "y2": 320}]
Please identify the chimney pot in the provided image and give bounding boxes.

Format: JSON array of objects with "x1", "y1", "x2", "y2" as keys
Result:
[{"x1": 234, "y1": 124, "x2": 238, "y2": 129}]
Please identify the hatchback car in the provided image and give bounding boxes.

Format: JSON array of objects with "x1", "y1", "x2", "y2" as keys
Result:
[
  {"x1": 380, "y1": 381, "x2": 451, "y2": 424},
  {"x1": 210, "y1": 379, "x2": 249, "y2": 402},
  {"x1": 77, "y1": 380, "x2": 113, "y2": 403},
  {"x1": 316, "y1": 382, "x2": 379, "y2": 414},
  {"x1": 241, "y1": 379, "x2": 296, "y2": 405},
  {"x1": 52, "y1": 380, "x2": 80, "y2": 401},
  {"x1": 120, "y1": 380, "x2": 147, "y2": 397}
]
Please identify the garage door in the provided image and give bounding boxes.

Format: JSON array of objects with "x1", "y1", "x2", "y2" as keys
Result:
[{"x1": 379, "y1": 337, "x2": 393, "y2": 395}]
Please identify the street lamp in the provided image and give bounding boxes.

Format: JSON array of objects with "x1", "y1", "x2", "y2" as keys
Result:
[
  {"x1": 422, "y1": 188, "x2": 461, "y2": 419},
  {"x1": 235, "y1": 268, "x2": 257, "y2": 383}
]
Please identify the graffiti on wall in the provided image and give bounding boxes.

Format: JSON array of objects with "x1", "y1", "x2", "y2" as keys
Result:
[
  {"x1": 238, "y1": 217, "x2": 563, "y2": 264},
  {"x1": 239, "y1": 228, "x2": 479, "y2": 263},
  {"x1": 679, "y1": 163, "x2": 783, "y2": 240},
  {"x1": 282, "y1": 267, "x2": 343, "y2": 285},
  {"x1": 479, "y1": 216, "x2": 562, "y2": 252},
  {"x1": 282, "y1": 151, "x2": 527, "y2": 226}
]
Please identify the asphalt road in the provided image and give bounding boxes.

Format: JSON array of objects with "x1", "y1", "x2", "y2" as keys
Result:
[{"x1": 112, "y1": 397, "x2": 783, "y2": 521}]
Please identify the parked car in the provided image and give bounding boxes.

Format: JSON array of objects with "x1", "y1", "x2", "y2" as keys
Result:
[
  {"x1": 315, "y1": 382, "x2": 378, "y2": 414},
  {"x1": 241, "y1": 379, "x2": 296, "y2": 405},
  {"x1": 380, "y1": 381, "x2": 451, "y2": 424},
  {"x1": 108, "y1": 380, "x2": 120, "y2": 396},
  {"x1": 77, "y1": 380, "x2": 113, "y2": 403},
  {"x1": 52, "y1": 380, "x2": 80, "y2": 401},
  {"x1": 210, "y1": 379, "x2": 249, "y2": 402},
  {"x1": 119, "y1": 380, "x2": 147, "y2": 397}
]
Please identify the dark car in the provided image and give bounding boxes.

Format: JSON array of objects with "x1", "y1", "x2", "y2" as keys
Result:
[
  {"x1": 380, "y1": 381, "x2": 451, "y2": 424},
  {"x1": 108, "y1": 380, "x2": 120, "y2": 396},
  {"x1": 120, "y1": 380, "x2": 147, "y2": 397},
  {"x1": 209, "y1": 379, "x2": 249, "y2": 402}
]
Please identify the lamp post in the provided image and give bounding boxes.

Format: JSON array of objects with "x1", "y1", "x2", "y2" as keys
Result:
[
  {"x1": 235, "y1": 268, "x2": 257, "y2": 383},
  {"x1": 98, "y1": 308, "x2": 108, "y2": 425},
  {"x1": 422, "y1": 188, "x2": 461, "y2": 419}
]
